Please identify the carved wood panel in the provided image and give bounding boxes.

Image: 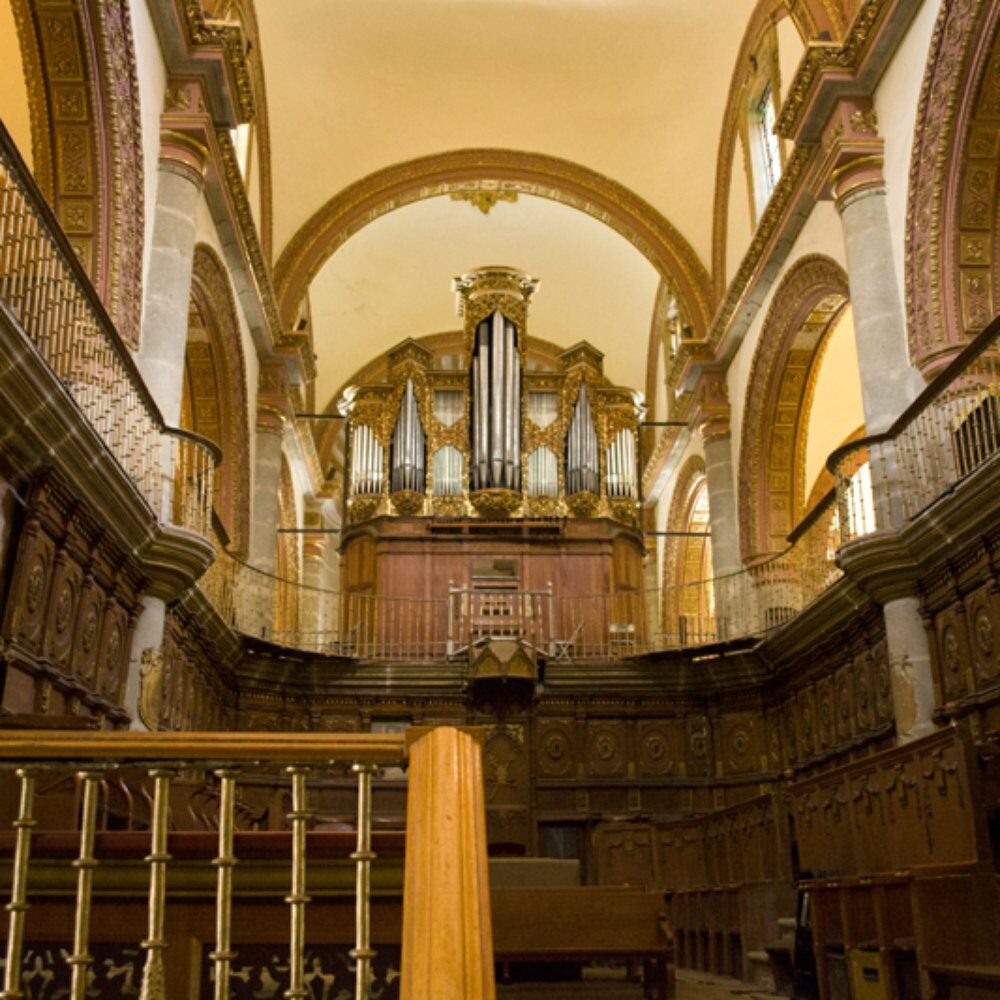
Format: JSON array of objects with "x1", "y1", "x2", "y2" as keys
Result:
[{"x1": 0, "y1": 471, "x2": 143, "y2": 724}]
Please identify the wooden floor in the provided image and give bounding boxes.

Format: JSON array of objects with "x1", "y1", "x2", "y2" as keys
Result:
[{"x1": 497, "y1": 968, "x2": 785, "y2": 999}]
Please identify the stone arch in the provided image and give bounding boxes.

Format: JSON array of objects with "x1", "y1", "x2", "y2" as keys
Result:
[
  {"x1": 737, "y1": 254, "x2": 851, "y2": 561},
  {"x1": 184, "y1": 244, "x2": 252, "y2": 555},
  {"x1": 661, "y1": 455, "x2": 713, "y2": 634},
  {"x1": 906, "y1": 0, "x2": 1000, "y2": 375},
  {"x1": 10, "y1": 0, "x2": 144, "y2": 344},
  {"x1": 273, "y1": 148, "x2": 715, "y2": 342}
]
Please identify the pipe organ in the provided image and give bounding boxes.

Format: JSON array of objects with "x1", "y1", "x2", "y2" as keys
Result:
[
  {"x1": 339, "y1": 267, "x2": 643, "y2": 526},
  {"x1": 338, "y1": 267, "x2": 647, "y2": 660}
]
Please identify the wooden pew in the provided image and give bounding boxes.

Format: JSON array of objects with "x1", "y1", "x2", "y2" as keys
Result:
[{"x1": 491, "y1": 886, "x2": 674, "y2": 999}]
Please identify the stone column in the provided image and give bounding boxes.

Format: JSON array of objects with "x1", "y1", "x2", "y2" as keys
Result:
[
  {"x1": 135, "y1": 129, "x2": 208, "y2": 426},
  {"x1": 832, "y1": 159, "x2": 924, "y2": 434},
  {"x1": 128, "y1": 127, "x2": 207, "y2": 729},
  {"x1": 824, "y1": 100, "x2": 935, "y2": 744},
  {"x1": 883, "y1": 597, "x2": 936, "y2": 743},
  {"x1": 703, "y1": 434, "x2": 741, "y2": 578},
  {"x1": 692, "y1": 371, "x2": 743, "y2": 639},
  {"x1": 692, "y1": 372, "x2": 741, "y2": 576},
  {"x1": 249, "y1": 404, "x2": 286, "y2": 574}
]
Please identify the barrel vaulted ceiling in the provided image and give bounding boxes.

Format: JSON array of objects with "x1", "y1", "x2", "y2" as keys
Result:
[{"x1": 257, "y1": 0, "x2": 758, "y2": 408}]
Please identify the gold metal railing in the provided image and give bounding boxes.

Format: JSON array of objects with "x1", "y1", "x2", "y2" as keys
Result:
[
  {"x1": 0, "y1": 120, "x2": 217, "y2": 542},
  {"x1": 0, "y1": 731, "x2": 407, "y2": 1000},
  {"x1": 830, "y1": 315, "x2": 1000, "y2": 543}
]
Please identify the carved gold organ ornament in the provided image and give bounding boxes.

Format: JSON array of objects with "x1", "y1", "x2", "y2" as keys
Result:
[{"x1": 339, "y1": 267, "x2": 643, "y2": 525}]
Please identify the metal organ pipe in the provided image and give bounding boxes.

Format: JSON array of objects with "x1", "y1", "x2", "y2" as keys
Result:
[
  {"x1": 606, "y1": 429, "x2": 636, "y2": 498},
  {"x1": 391, "y1": 378, "x2": 425, "y2": 492},
  {"x1": 566, "y1": 383, "x2": 599, "y2": 495},
  {"x1": 470, "y1": 311, "x2": 522, "y2": 491}
]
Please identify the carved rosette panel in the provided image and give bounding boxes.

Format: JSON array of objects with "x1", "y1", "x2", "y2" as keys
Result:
[
  {"x1": 872, "y1": 640, "x2": 893, "y2": 724},
  {"x1": 637, "y1": 720, "x2": 678, "y2": 777},
  {"x1": 70, "y1": 579, "x2": 105, "y2": 685},
  {"x1": 797, "y1": 687, "x2": 817, "y2": 759},
  {"x1": 43, "y1": 555, "x2": 82, "y2": 668},
  {"x1": 966, "y1": 584, "x2": 999, "y2": 685},
  {"x1": 5, "y1": 529, "x2": 55, "y2": 652},
  {"x1": 536, "y1": 719, "x2": 576, "y2": 778},
  {"x1": 937, "y1": 615, "x2": 970, "y2": 702},
  {"x1": 816, "y1": 676, "x2": 836, "y2": 750},
  {"x1": 835, "y1": 664, "x2": 855, "y2": 744},
  {"x1": 722, "y1": 713, "x2": 758, "y2": 776},
  {"x1": 854, "y1": 649, "x2": 873, "y2": 732},
  {"x1": 587, "y1": 721, "x2": 627, "y2": 778},
  {"x1": 483, "y1": 724, "x2": 527, "y2": 807},
  {"x1": 97, "y1": 605, "x2": 128, "y2": 703},
  {"x1": 686, "y1": 715, "x2": 712, "y2": 777}
]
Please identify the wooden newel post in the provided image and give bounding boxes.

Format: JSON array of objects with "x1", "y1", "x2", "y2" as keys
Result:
[{"x1": 401, "y1": 726, "x2": 495, "y2": 1000}]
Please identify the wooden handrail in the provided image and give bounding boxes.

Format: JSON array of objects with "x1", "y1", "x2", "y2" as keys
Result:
[{"x1": 0, "y1": 730, "x2": 407, "y2": 764}]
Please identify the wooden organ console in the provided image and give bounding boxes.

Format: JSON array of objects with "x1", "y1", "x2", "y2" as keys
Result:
[{"x1": 337, "y1": 267, "x2": 647, "y2": 664}]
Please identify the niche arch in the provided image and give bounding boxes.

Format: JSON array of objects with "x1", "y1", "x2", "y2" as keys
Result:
[
  {"x1": 737, "y1": 254, "x2": 851, "y2": 561},
  {"x1": 182, "y1": 244, "x2": 252, "y2": 554}
]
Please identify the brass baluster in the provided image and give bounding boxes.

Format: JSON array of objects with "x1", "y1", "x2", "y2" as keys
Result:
[
  {"x1": 211, "y1": 769, "x2": 239, "y2": 1000},
  {"x1": 1, "y1": 769, "x2": 36, "y2": 1000},
  {"x1": 285, "y1": 766, "x2": 311, "y2": 1000},
  {"x1": 351, "y1": 762, "x2": 378, "y2": 1000},
  {"x1": 139, "y1": 769, "x2": 173, "y2": 1000},
  {"x1": 68, "y1": 770, "x2": 103, "y2": 1000}
]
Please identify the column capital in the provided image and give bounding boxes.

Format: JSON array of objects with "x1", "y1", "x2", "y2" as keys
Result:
[
  {"x1": 256, "y1": 403, "x2": 287, "y2": 437},
  {"x1": 812, "y1": 97, "x2": 885, "y2": 208},
  {"x1": 159, "y1": 81, "x2": 212, "y2": 186},
  {"x1": 159, "y1": 128, "x2": 209, "y2": 188},
  {"x1": 691, "y1": 369, "x2": 730, "y2": 442}
]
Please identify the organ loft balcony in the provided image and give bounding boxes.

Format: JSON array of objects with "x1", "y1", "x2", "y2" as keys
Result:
[{"x1": 331, "y1": 267, "x2": 648, "y2": 676}]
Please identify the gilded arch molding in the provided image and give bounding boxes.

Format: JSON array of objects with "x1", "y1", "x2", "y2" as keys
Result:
[
  {"x1": 906, "y1": 0, "x2": 1000, "y2": 374},
  {"x1": 10, "y1": 0, "x2": 144, "y2": 345},
  {"x1": 273, "y1": 149, "x2": 715, "y2": 341},
  {"x1": 737, "y1": 254, "x2": 849, "y2": 561},
  {"x1": 189, "y1": 243, "x2": 252, "y2": 555}
]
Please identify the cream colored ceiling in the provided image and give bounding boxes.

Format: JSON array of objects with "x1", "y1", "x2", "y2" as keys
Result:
[
  {"x1": 310, "y1": 193, "x2": 660, "y2": 409},
  {"x1": 257, "y1": 0, "x2": 756, "y2": 416},
  {"x1": 258, "y1": 0, "x2": 755, "y2": 266}
]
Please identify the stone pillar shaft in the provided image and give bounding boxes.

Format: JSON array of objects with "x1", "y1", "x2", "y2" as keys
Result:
[
  {"x1": 835, "y1": 178, "x2": 923, "y2": 434},
  {"x1": 249, "y1": 410, "x2": 285, "y2": 574},
  {"x1": 703, "y1": 434, "x2": 741, "y2": 578},
  {"x1": 135, "y1": 132, "x2": 208, "y2": 426}
]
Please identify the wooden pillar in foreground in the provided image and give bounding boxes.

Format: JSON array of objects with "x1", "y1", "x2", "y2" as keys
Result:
[{"x1": 401, "y1": 726, "x2": 495, "y2": 1000}]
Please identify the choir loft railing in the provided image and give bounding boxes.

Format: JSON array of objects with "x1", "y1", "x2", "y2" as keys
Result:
[
  {"x1": 0, "y1": 120, "x2": 217, "y2": 541},
  {"x1": 831, "y1": 314, "x2": 1000, "y2": 542},
  {"x1": 198, "y1": 497, "x2": 841, "y2": 661},
  {"x1": 0, "y1": 727, "x2": 492, "y2": 1000}
]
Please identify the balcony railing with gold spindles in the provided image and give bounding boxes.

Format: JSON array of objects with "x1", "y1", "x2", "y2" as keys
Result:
[
  {"x1": 0, "y1": 120, "x2": 218, "y2": 544},
  {"x1": 831, "y1": 314, "x2": 1000, "y2": 543},
  {"x1": 0, "y1": 731, "x2": 408, "y2": 1000}
]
